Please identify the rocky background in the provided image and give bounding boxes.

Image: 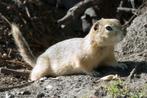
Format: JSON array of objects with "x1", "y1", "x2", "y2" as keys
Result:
[{"x1": 0, "y1": 0, "x2": 146, "y2": 97}]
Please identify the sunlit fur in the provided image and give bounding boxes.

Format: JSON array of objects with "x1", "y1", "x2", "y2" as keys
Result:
[{"x1": 11, "y1": 18, "x2": 126, "y2": 81}]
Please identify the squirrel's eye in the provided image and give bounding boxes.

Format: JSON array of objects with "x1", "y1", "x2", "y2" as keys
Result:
[{"x1": 106, "y1": 26, "x2": 113, "y2": 31}]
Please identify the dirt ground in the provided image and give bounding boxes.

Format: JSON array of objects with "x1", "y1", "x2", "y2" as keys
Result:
[{"x1": 0, "y1": 0, "x2": 147, "y2": 98}]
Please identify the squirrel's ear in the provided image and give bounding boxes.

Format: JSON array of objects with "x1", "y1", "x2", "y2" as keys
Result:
[{"x1": 93, "y1": 22, "x2": 99, "y2": 31}]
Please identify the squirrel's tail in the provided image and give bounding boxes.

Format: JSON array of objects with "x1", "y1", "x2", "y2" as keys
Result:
[{"x1": 11, "y1": 24, "x2": 36, "y2": 67}]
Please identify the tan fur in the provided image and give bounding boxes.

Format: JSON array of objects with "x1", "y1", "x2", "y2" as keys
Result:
[
  {"x1": 11, "y1": 18, "x2": 126, "y2": 81},
  {"x1": 11, "y1": 24, "x2": 36, "y2": 67}
]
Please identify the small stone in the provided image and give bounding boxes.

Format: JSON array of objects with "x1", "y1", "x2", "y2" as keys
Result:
[
  {"x1": 61, "y1": 24, "x2": 65, "y2": 29},
  {"x1": 37, "y1": 93, "x2": 45, "y2": 98},
  {"x1": 46, "y1": 85, "x2": 53, "y2": 90},
  {"x1": 19, "y1": 90, "x2": 31, "y2": 95},
  {"x1": 5, "y1": 92, "x2": 15, "y2": 98},
  {"x1": 2, "y1": 53, "x2": 7, "y2": 59},
  {"x1": 23, "y1": 90, "x2": 31, "y2": 95}
]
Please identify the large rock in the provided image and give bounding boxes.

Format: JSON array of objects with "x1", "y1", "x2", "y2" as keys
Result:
[
  {"x1": 116, "y1": 12, "x2": 147, "y2": 61},
  {"x1": 0, "y1": 76, "x2": 99, "y2": 98}
]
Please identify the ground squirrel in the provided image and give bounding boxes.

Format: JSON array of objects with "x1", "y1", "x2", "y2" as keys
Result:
[{"x1": 11, "y1": 18, "x2": 126, "y2": 81}]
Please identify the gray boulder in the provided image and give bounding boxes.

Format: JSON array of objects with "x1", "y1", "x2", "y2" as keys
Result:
[{"x1": 116, "y1": 12, "x2": 147, "y2": 61}]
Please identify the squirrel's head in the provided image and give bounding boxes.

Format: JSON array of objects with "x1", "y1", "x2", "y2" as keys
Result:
[{"x1": 89, "y1": 18, "x2": 126, "y2": 46}]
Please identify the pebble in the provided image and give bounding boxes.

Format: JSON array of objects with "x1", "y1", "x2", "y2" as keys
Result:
[
  {"x1": 37, "y1": 93, "x2": 45, "y2": 98},
  {"x1": 18, "y1": 90, "x2": 31, "y2": 95},
  {"x1": 2, "y1": 53, "x2": 7, "y2": 59},
  {"x1": 46, "y1": 85, "x2": 53, "y2": 90},
  {"x1": 5, "y1": 92, "x2": 15, "y2": 98}
]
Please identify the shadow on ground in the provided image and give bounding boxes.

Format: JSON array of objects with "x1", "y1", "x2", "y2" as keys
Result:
[{"x1": 95, "y1": 61, "x2": 147, "y2": 77}]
